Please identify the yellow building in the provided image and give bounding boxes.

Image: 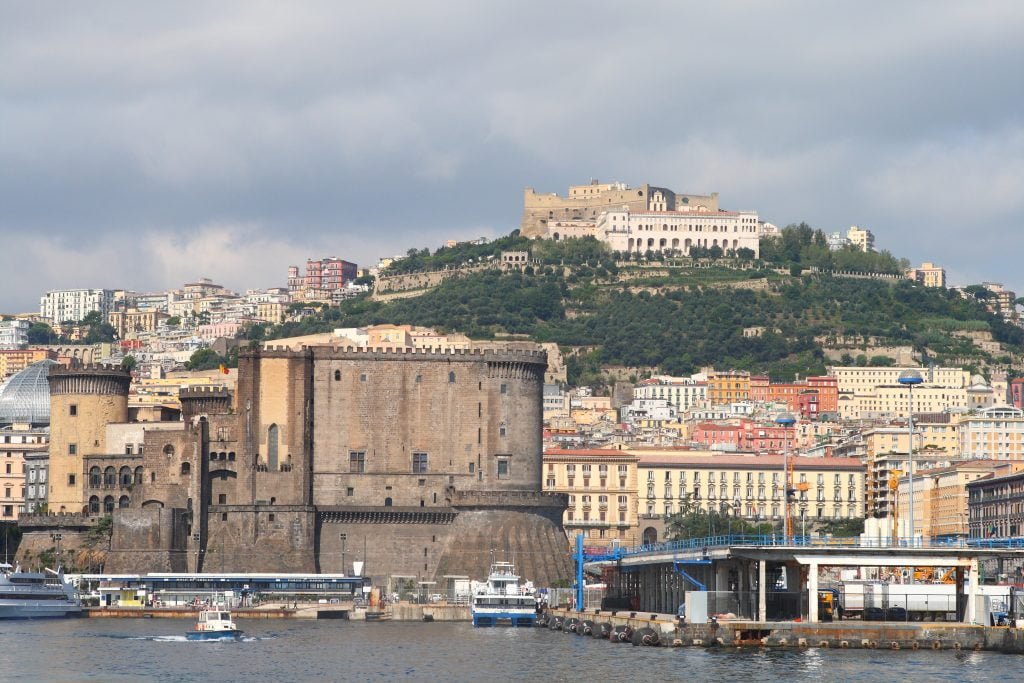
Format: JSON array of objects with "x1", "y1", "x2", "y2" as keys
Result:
[
  {"x1": 256, "y1": 301, "x2": 285, "y2": 325},
  {"x1": 542, "y1": 449, "x2": 639, "y2": 548},
  {"x1": 107, "y1": 308, "x2": 169, "y2": 338},
  {"x1": 829, "y1": 366, "x2": 969, "y2": 394},
  {"x1": 707, "y1": 371, "x2": 750, "y2": 406},
  {"x1": 849, "y1": 385, "x2": 970, "y2": 419},
  {"x1": 0, "y1": 349, "x2": 58, "y2": 379},
  {"x1": 635, "y1": 453, "x2": 865, "y2": 531},
  {"x1": 906, "y1": 262, "x2": 947, "y2": 288},
  {"x1": 897, "y1": 460, "x2": 1024, "y2": 539}
]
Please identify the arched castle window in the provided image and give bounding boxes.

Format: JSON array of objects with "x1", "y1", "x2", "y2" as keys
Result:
[
  {"x1": 103, "y1": 496, "x2": 115, "y2": 513},
  {"x1": 163, "y1": 445, "x2": 175, "y2": 457},
  {"x1": 267, "y1": 424, "x2": 279, "y2": 471},
  {"x1": 151, "y1": 472, "x2": 156, "y2": 483},
  {"x1": 384, "y1": 497, "x2": 393, "y2": 507},
  {"x1": 448, "y1": 372, "x2": 456, "y2": 384},
  {"x1": 120, "y1": 467, "x2": 132, "y2": 487},
  {"x1": 118, "y1": 496, "x2": 130, "y2": 509},
  {"x1": 134, "y1": 467, "x2": 143, "y2": 485},
  {"x1": 104, "y1": 467, "x2": 116, "y2": 486},
  {"x1": 89, "y1": 496, "x2": 100, "y2": 514},
  {"x1": 181, "y1": 462, "x2": 191, "y2": 476},
  {"x1": 334, "y1": 370, "x2": 341, "y2": 381},
  {"x1": 90, "y1": 467, "x2": 101, "y2": 488}
]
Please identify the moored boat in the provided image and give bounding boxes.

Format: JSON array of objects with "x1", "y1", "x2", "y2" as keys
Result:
[
  {"x1": 0, "y1": 563, "x2": 82, "y2": 619},
  {"x1": 471, "y1": 561, "x2": 537, "y2": 627}
]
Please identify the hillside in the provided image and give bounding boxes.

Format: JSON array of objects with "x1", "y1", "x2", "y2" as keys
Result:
[{"x1": 253, "y1": 228, "x2": 1024, "y2": 386}]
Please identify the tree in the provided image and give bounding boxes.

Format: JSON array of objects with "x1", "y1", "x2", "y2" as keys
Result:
[
  {"x1": 166, "y1": 316, "x2": 181, "y2": 327},
  {"x1": 27, "y1": 322, "x2": 59, "y2": 345},
  {"x1": 185, "y1": 348, "x2": 222, "y2": 371},
  {"x1": 121, "y1": 355, "x2": 138, "y2": 372}
]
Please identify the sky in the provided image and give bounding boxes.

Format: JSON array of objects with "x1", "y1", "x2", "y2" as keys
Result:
[{"x1": 2, "y1": 1, "x2": 1023, "y2": 313}]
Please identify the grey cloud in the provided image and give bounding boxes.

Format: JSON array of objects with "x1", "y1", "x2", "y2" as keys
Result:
[{"x1": 1, "y1": 1, "x2": 1023, "y2": 311}]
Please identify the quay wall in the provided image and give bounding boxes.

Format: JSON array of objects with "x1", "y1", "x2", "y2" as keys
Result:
[{"x1": 547, "y1": 608, "x2": 1024, "y2": 654}]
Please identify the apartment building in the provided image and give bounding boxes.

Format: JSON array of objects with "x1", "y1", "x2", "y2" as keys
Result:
[
  {"x1": 543, "y1": 449, "x2": 640, "y2": 548},
  {"x1": 40, "y1": 289, "x2": 116, "y2": 325},
  {"x1": 959, "y1": 407, "x2": 1024, "y2": 460},
  {"x1": 897, "y1": 460, "x2": 1017, "y2": 540},
  {"x1": 633, "y1": 377, "x2": 708, "y2": 412}
]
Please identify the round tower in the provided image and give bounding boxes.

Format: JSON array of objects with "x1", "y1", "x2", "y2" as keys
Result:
[
  {"x1": 179, "y1": 386, "x2": 232, "y2": 422},
  {"x1": 47, "y1": 365, "x2": 131, "y2": 514}
]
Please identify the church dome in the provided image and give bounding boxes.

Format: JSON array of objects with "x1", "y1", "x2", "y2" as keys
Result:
[{"x1": 0, "y1": 360, "x2": 57, "y2": 426}]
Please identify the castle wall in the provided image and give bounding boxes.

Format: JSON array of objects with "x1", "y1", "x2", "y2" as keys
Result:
[
  {"x1": 105, "y1": 507, "x2": 188, "y2": 573},
  {"x1": 307, "y1": 347, "x2": 546, "y2": 508},
  {"x1": 204, "y1": 505, "x2": 316, "y2": 573}
]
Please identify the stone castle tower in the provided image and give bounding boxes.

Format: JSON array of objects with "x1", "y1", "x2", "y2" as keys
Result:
[{"x1": 47, "y1": 365, "x2": 131, "y2": 514}]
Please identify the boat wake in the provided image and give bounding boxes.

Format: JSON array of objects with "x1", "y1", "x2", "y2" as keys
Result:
[{"x1": 127, "y1": 634, "x2": 272, "y2": 643}]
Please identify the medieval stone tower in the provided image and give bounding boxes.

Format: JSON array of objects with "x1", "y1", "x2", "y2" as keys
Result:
[{"x1": 47, "y1": 365, "x2": 131, "y2": 514}]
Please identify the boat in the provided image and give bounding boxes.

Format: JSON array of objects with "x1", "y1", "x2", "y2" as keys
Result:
[
  {"x1": 185, "y1": 609, "x2": 244, "y2": 640},
  {"x1": 471, "y1": 561, "x2": 537, "y2": 627},
  {"x1": 0, "y1": 563, "x2": 82, "y2": 619}
]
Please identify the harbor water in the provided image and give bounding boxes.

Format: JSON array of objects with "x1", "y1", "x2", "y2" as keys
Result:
[{"x1": 0, "y1": 619, "x2": 1019, "y2": 682}]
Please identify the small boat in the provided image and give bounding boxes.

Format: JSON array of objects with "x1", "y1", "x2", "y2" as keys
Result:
[
  {"x1": 186, "y1": 609, "x2": 243, "y2": 641},
  {"x1": 0, "y1": 563, "x2": 82, "y2": 619},
  {"x1": 471, "y1": 561, "x2": 537, "y2": 627}
]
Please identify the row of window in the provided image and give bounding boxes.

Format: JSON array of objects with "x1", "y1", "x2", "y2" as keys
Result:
[{"x1": 348, "y1": 452, "x2": 511, "y2": 478}]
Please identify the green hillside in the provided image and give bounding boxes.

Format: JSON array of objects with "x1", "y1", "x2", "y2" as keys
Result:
[{"x1": 252, "y1": 227, "x2": 1024, "y2": 386}]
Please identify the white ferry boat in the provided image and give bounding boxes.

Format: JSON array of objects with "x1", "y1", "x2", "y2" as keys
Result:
[
  {"x1": 471, "y1": 561, "x2": 537, "y2": 627},
  {"x1": 0, "y1": 563, "x2": 82, "y2": 619}
]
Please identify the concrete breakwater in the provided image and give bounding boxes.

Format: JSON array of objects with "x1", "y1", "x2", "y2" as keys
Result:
[
  {"x1": 83, "y1": 602, "x2": 472, "y2": 621},
  {"x1": 545, "y1": 608, "x2": 1024, "y2": 654}
]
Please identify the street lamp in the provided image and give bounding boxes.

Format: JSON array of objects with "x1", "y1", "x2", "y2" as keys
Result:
[
  {"x1": 898, "y1": 369, "x2": 923, "y2": 546},
  {"x1": 775, "y1": 412, "x2": 796, "y2": 543}
]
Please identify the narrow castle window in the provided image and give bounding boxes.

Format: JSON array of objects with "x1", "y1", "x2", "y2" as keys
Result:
[
  {"x1": 181, "y1": 462, "x2": 191, "y2": 476},
  {"x1": 163, "y1": 445, "x2": 174, "y2": 457},
  {"x1": 267, "y1": 424, "x2": 279, "y2": 471},
  {"x1": 334, "y1": 370, "x2": 341, "y2": 381},
  {"x1": 448, "y1": 372, "x2": 456, "y2": 383},
  {"x1": 69, "y1": 404, "x2": 77, "y2": 416}
]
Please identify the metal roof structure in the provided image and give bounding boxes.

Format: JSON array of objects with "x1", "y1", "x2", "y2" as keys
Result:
[{"x1": 0, "y1": 360, "x2": 57, "y2": 426}]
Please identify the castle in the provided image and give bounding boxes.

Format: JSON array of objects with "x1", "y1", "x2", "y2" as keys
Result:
[
  {"x1": 25, "y1": 344, "x2": 572, "y2": 586},
  {"x1": 521, "y1": 180, "x2": 720, "y2": 239}
]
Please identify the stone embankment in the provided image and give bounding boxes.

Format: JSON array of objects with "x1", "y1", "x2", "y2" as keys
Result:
[{"x1": 544, "y1": 608, "x2": 1024, "y2": 654}]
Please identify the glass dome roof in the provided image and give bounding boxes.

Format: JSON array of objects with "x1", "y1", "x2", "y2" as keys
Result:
[{"x1": 0, "y1": 360, "x2": 57, "y2": 426}]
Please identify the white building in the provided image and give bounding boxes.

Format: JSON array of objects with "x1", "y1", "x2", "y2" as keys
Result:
[
  {"x1": 829, "y1": 366, "x2": 970, "y2": 394},
  {"x1": 595, "y1": 204, "x2": 761, "y2": 257},
  {"x1": 633, "y1": 377, "x2": 708, "y2": 412},
  {"x1": 40, "y1": 288, "x2": 116, "y2": 325},
  {"x1": 0, "y1": 319, "x2": 30, "y2": 349}
]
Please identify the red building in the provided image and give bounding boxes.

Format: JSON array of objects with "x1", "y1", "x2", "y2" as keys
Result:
[
  {"x1": 692, "y1": 420, "x2": 797, "y2": 454},
  {"x1": 1011, "y1": 378, "x2": 1024, "y2": 409}
]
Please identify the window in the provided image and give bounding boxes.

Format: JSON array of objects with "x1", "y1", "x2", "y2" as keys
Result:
[
  {"x1": 412, "y1": 452, "x2": 428, "y2": 474},
  {"x1": 68, "y1": 443, "x2": 77, "y2": 456},
  {"x1": 181, "y1": 462, "x2": 191, "y2": 476},
  {"x1": 125, "y1": 445, "x2": 133, "y2": 455},
  {"x1": 349, "y1": 451, "x2": 366, "y2": 473},
  {"x1": 267, "y1": 424, "x2": 279, "y2": 471},
  {"x1": 218, "y1": 494, "x2": 227, "y2": 504},
  {"x1": 500, "y1": 383, "x2": 507, "y2": 394},
  {"x1": 346, "y1": 487, "x2": 354, "y2": 497},
  {"x1": 497, "y1": 459, "x2": 509, "y2": 479},
  {"x1": 163, "y1": 445, "x2": 174, "y2": 457},
  {"x1": 334, "y1": 370, "x2": 341, "y2": 381},
  {"x1": 69, "y1": 404, "x2": 77, "y2": 416},
  {"x1": 68, "y1": 474, "x2": 76, "y2": 486},
  {"x1": 448, "y1": 372, "x2": 456, "y2": 383}
]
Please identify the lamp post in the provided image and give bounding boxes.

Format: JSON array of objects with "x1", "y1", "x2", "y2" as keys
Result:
[
  {"x1": 898, "y1": 369, "x2": 923, "y2": 546},
  {"x1": 775, "y1": 413, "x2": 796, "y2": 543}
]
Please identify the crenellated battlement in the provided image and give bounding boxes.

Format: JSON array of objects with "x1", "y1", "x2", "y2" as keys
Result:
[
  {"x1": 179, "y1": 386, "x2": 231, "y2": 398},
  {"x1": 248, "y1": 344, "x2": 548, "y2": 366},
  {"x1": 47, "y1": 364, "x2": 132, "y2": 396}
]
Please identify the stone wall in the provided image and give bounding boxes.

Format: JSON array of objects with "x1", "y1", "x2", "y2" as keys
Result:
[{"x1": 105, "y1": 507, "x2": 188, "y2": 573}]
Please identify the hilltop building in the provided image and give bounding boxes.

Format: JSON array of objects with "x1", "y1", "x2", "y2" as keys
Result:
[
  {"x1": 906, "y1": 262, "x2": 947, "y2": 288},
  {"x1": 521, "y1": 180, "x2": 719, "y2": 239}
]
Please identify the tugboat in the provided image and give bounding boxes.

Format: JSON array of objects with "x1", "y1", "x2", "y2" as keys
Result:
[
  {"x1": 186, "y1": 609, "x2": 244, "y2": 641},
  {"x1": 471, "y1": 560, "x2": 537, "y2": 627}
]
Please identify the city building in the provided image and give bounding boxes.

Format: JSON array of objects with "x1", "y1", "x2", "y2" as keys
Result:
[
  {"x1": 846, "y1": 226, "x2": 875, "y2": 252},
  {"x1": 521, "y1": 180, "x2": 719, "y2": 239},
  {"x1": 0, "y1": 349, "x2": 59, "y2": 380},
  {"x1": 0, "y1": 319, "x2": 30, "y2": 349},
  {"x1": 906, "y1": 262, "x2": 947, "y2": 288},
  {"x1": 107, "y1": 308, "x2": 170, "y2": 339},
  {"x1": 896, "y1": 460, "x2": 1014, "y2": 541},
  {"x1": 982, "y1": 282, "x2": 1018, "y2": 321},
  {"x1": 829, "y1": 366, "x2": 970, "y2": 394},
  {"x1": 40, "y1": 289, "x2": 116, "y2": 325},
  {"x1": 844, "y1": 385, "x2": 972, "y2": 420},
  {"x1": 634, "y1": 376, "x2": 708, "y2": 412},
  {"x1": 634, "y1": 453, "x2": 866, "y2": 544},
  {"x1": 707, "y1": 370, "x2": 751, "y2": 406},
  {"x1": 967, "y1": 464, "x2": 1024, "y2": 538},
  {"x1": 288, "y1": 258, "x2": 358, "y2": 300},
  {"x1": 959, "y1": 407, "x2": 1024, "y2": 460},
  {"x1": 543, "y1": 448, "x2": 640, "y2": 548}
]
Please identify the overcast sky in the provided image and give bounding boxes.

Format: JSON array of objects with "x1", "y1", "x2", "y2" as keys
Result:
[{"x1": 2, "y1": 1, "x2": 1022, "y2": 312}]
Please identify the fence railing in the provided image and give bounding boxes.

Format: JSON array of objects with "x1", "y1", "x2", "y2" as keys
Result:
[{"x1": 583, "y1": 534, "x2": 1024, "y2": 561}]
